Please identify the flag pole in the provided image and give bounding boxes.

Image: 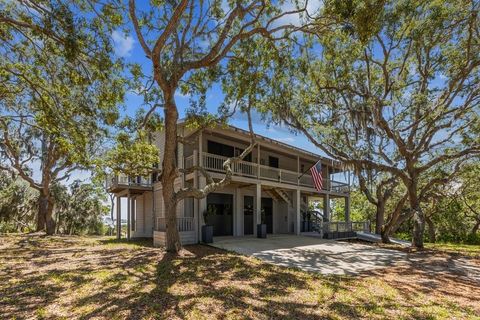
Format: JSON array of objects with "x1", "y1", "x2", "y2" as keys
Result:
[{"x1": 298, "y1": 160, "x2": 320, "y2": 179}]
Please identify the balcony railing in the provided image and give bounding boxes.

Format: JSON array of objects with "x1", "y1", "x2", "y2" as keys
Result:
[
  {"x1": 156, "y1": 217, "x2": 194, "y2": 232},
  {"x1": 106, "y1": 173, "x2": 152, "y2": 190},
  {"x1": 185, "y1": 152, "x2": 350, "y2": 193}
]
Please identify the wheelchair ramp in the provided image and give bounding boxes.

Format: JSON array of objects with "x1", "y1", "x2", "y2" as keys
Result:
[{"x1": 356, "y1": 232, "x2": 410, "y2": 247}]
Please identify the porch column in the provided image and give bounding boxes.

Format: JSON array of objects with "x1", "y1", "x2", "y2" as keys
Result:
[
  {"x1": 345, "y1": 196, "x2": 351, "y2": 223},
  {"x1": 126, "y1": 191, "x2": 131, "y2": 240},
  {"x1": 255, "y1": 183, "x2": 261, "y2": 236},
  {"x1": 257, "y1": 144, "x2": 261, "y2": 178},
  {"x1": 296, "y1": 156, "x2": 300, "y2": 186},
  {"x1": 235, "y1": 188, "x2": 243, "y2": 236},
  {"x1": 193, "y1": 150, "x2": 199, "y2": 242},
  {"x1": 131, "y1": 197, "x2": 136, "y2": 234},
  {"x1": 116, "y1": 195, "x2": 121, "y2": 239},
  {"x1": 324, "y1": 194, "x2": 330, "y2": 221},
  {"x1": 295, "y1": 189, "x2": 301, "y2": 235}
]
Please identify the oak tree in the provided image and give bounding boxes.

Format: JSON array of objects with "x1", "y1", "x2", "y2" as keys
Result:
[
  {"x1": 125, "y1": 0, "x2": 317, "y2": 252},
  {"x1": 0, "y1": 0, "x2": 125, "y2": 234}
]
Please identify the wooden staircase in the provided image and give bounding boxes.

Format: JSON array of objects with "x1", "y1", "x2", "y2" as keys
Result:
[
  {"x1": 274, "y1": 189, "x2": 292, "y2": 206},
  {"x1": 265, "y1": 189, "x2": 282, "y2": 202},
  {"x1": 265, "y1": 188, "x2": 293, "y2": 207}
]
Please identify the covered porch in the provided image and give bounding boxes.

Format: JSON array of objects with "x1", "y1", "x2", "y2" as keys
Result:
[{"x1": 191, "y1": 180, "x2": 356, "y2": 241}]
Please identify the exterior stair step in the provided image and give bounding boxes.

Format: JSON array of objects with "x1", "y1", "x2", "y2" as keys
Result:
[{"x1": 274, "y1": 188, "x2": 292, "y2": 206}]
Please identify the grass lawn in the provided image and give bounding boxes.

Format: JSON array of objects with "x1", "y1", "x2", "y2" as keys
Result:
[
  {"x1": 0, "y1": 234, "x2": 479, "y2": 319},
  {"x1": 424, "y1": 242, "x2": 480, "y2": 258}
]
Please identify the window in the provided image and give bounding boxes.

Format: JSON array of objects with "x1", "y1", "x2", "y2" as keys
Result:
[
  {"x1": 208, "y1": 140, "x2": 234, "y2": 157},
  {"x1": 235, "y1": 148, "x2": 252, "y2": 162},
  {"x1": 268, "y1": 156, "x2": 279, "y2": 168}
]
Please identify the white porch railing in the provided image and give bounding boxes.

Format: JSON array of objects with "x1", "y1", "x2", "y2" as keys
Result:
[
  {"x1": 330, "y1": 180, "x2": 350, "y2": 193},
  {"x1": 106, "y1": 174, "x2": 152, "y2": 190},
  {"x1": 197, "y1": 152, "x2": 349, "y2": 193},
  {"x1": 156, "y1": 217, "x2": 194, "y2": 232},
  {"x1": 202, "y1": 152, "x2": 257, "y2": 178}
]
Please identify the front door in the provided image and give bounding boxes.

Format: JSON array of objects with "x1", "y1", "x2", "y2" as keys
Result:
[
  {"x1": 206, "y1": 193, "x2": 233, "y2": 236},
  {"x1": 262, "y1": 197, "x2": 273, "y2": 234},
  {"x1": 243, "y1": 196, "x2": 254, "y2": 235}
]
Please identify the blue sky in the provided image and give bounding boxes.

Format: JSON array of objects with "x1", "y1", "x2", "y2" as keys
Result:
[
  {"x1": 108, "y1": 2, "x2": 329, "y2": 218},
  {"x1": 27, "y1": 1, "x2": 328, "y2": 220},
  {"x1": 113, "y1": 27, "x2": 322, "y2": 157}
]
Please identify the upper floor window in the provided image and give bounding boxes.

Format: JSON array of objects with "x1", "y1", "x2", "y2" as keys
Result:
[
  {"x1": 208, "y1": 140, "x2": 234, "y2": 157},
  {"x1": 268, "y1": 156, "x2": 279, "y2": 168}
]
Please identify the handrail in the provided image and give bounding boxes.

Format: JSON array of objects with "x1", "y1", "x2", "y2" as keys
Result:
[
  {"x1": 106, "y1": 174, "x2": 152, "y2": 189},
  {"x1": 198, "y1": 152, "x2": 349, "y2": 193}
]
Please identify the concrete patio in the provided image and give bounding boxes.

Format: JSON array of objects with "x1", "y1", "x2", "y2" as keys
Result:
[{"x1": 210, "y1": 234, "x2": 409, "y2": 275}]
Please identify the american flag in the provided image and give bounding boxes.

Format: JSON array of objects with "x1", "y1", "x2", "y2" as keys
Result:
[{"x1": 310, "y1": 160, "x2": 323, "y2": 191}]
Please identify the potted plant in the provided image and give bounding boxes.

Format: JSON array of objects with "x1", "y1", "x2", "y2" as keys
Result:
[
  {"x1": 201, "y1": 204, "x2": 216, "y2": 243},
  {"x1": 257, "y1": 208, "x2": 267, "y2": 238}
]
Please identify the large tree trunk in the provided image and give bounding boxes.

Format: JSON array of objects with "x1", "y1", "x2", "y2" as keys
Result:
[
  {"x1": 38, "y1": 192, "x2": 55, "y2": 235},
  {"x1": 45, "y1": 199, "x2": 55, "y2": 235},
  {"x1": 471, "y1": 220, "x2": 480, "y2": 236},
  {"x1": 381, "y1": 194, "x2": 408, "y2": 244},
  {"x1": 36, "y1": 194, "x2": 48, "y2": 232},
  {"x1": 36, "y1": 206, "x2": 46, "y2": 232},
  {"x1": 425, "y1": 215, "x2": 436, "y2": 243},
  {"x1": 375, "y1": 202, "x2": 385, "y2": 235},
  {"x1": 412, "y1": 206, "x2": 425, "y2": 248},
  {"x1": 380, "y1": 229, "x2": 391, "y2": 243},
  {"x1": 163, "y1": 185, "x2": 181, "y2": 252},
  {"x1": 161, "y1": 94, "x2": 182, "y2": 252},
  {"x1": 390, "y1": 209, "x2": 413, "y2": 234},
  {"x1": 406, "y1": 178, "x2": 424, "y2": 248}
]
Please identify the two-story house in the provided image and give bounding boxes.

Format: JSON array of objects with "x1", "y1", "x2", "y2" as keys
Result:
[{"x1": 107, "y1": 122, "x2": 357, "y2": 247}]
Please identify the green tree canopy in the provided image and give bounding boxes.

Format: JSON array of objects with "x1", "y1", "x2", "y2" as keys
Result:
[
  {"x1": 0, "y1": 0, "x2": 125, "y2": 234},
  {"x1": 253, "y1": 0, "x2": 480, "y2": 247}
]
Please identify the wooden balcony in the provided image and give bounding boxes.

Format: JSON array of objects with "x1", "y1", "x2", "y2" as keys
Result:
[
  {"x1": 106, "y1": 174, "x2": 153, "y2": 193},
  {"x1": 185, "y1": 152, "x2": 350, "y2": 194}
]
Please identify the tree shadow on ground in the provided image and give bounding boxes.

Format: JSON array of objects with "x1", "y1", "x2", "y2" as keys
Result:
[
  {"x1": 99, "y1": 237, "x2": 154, "y2": 248},
  {"x1": 1, "y1": 235, "x2": 479, "y2": 319}
]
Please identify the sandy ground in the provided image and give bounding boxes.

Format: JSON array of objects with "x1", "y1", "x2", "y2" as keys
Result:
[{"x1": 1, "y1": 234, "x2": 479, "y2": 319}]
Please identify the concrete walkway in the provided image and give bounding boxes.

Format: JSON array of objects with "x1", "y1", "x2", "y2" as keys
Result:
[
  {"x1": 356, "y1": 231, "x2": 411, "y2": 246},
  {"x1": 210, "y1": 235, "x2": 409, "y2": 275}
]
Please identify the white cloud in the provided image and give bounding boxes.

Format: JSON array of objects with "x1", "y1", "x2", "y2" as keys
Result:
[
  {"x1": 112, "y1": 30, "x2": 134, "y2": 57},
  {"x1": 275, "y1": 0, "x2": 324, "y2": 28}
]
